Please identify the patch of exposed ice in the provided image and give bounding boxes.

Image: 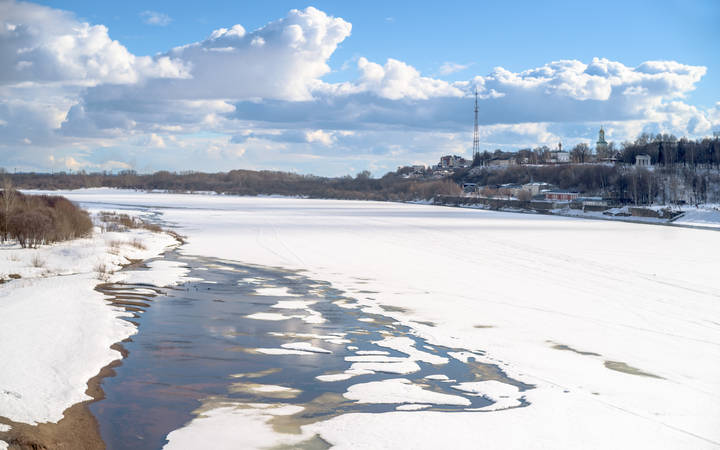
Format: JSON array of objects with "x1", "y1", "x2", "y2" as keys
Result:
[
  {"x1": 245, "y1": 312, "x2": 298, "y2": 321},
  {"x1": 268, "y1": 332, "x2": 349, "y2": 345},
  {"x1": 345, "y1": 355, "x2": 409, "y2": 363},
  {"x1": 448, "y1": 351, "x2": 483, "y2": 363},
  {"x1": 271, "y1": 300, "x2": 317, "y2": 309},
  {"x1": 424, "y1": 374, "x2": 450, "y2": 381},
  {"x1": 112, "y1": 259, "x2": 199, "y2": 287},
  {"x1": 396, "y1": 403, "x2": 431, "y2": 411},
  {"x1": 452, "y1": 380, "x2": 522, "y2": 410},
  {"x1": 344, "y1": 378, "x2": 471, "y2": 406},
  {"x1": 315, "y1": 368, "x2": 374, "y2": 382},
  {"x1": 252, "y1": 286, "x2": 297, "y2": 297},
  {"x1": 302, "y1": 310, "x2": 325, "y2": 324},
  {"x1": 238, "y1": 277, "x2": 266, "y2": 284},
  {"x1": 281, "y1": 342, "x2": 331, "y2": 354},
  {"x1": 164, "y1": 402, "x2": 312, "y2": 449},
  {"x1": 254, "y1": 348, "x2": 316, "y2": 356},
  {"x1": 374, "y1": 336, "x2": 448, "y2": 365},
  {"x1": 349, "y1": 361, "x2": 421, "y2": 375},
  {"x1": 355, "y1": 350, "x2": 390, "y2": 356},
  {"x1": 229, "y1": 383, "x2": 300, "y2": 398}
]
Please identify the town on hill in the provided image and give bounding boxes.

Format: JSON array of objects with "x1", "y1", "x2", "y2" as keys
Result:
[{"x1": 396, "y1": 128, "x2": 720, "y2": 209}]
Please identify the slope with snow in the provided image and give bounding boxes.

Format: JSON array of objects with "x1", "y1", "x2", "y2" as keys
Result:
[{"x1": 0, "y1": 220, "x2": 178, "y2": 429}]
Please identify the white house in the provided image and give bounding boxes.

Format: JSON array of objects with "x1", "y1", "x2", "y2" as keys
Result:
[
  {"x1": 549, "y1": 151, "x2": 570, "y2": 163},
  {"x1": 635, "y1": 154, "x2": 651, "y2": 167},
  {"x1": 522, "y1": 182, "x2": 553, "y2": 195}
]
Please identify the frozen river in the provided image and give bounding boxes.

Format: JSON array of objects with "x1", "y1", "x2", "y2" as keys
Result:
[
  {"x1": 46, "y1": 190, "x2": 720, "y2": 448},
  {"x1": 93, "y1": 251, "x2": 531, "y2": 448}
]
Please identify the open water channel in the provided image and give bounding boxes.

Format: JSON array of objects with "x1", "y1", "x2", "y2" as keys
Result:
[{"x1": 90, "y1": 236, "x2": 533, "y2": 449}]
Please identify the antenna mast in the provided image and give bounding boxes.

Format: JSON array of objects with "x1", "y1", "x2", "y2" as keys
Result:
[{"x1": 472, "y1": 89, "x2": 480, "y2": 160}]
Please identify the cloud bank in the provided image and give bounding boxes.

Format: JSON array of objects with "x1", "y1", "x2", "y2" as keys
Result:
[{"x1": 0, "y1": 1, "x2": 717, "y2": 175}]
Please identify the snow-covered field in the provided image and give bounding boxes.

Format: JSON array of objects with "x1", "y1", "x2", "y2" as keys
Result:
[
  {"x1": 7, "y1": 189, "x2": 720, "y2": 449},
  {"x1": 0, "y1": 208, "x2": 178, "y2": 441}
]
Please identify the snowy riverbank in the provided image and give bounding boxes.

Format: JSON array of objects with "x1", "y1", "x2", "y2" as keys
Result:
[
  {"x1": 29, "y1": 189, "x2": 719, "y2": 449},
  {"x1": 0, "y1": 217, "x2": 178, "y2": 447},
  {"x1": 5, "y1": 189, "x2": 720, "y2": 449}
]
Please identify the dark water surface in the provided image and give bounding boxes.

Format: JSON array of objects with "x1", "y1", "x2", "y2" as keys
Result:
[{"x1": 91, "y1": 251, "x2": 532, "y2": 449}]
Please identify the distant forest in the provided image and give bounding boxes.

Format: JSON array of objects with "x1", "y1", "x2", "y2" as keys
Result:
[
  {"x1": 4, "y1": 135, "x2": 719, "y2": 206},
  {"x1": 4, "y1": 169, "x2": 462, "y2": 202}
]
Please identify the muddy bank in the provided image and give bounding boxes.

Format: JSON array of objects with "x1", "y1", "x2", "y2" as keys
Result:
[{"x1": 0, "y1": 343, "x2": 125, "y2": 449}]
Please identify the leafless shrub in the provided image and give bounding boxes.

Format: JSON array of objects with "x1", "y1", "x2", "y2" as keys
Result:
[
  {"x1": 94, "y1": 262, "x2": 113, "y2": 281},
  {"x1": 30, "y1": 254, "x2": 46, "y2": 268},
  {"x1": 8, "y1": 253, "x2": 20, "y2": 262},
  {"x1": 1, "y1": 191, "x2": 92, "y2": 248},
  {"x1": 516, "y1": 190, "x2": 533, "y2": 202}
]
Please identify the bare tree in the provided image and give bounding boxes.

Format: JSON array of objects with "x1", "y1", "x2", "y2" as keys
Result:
[
  {"x1": 516, "y1": 190, "x2": 532, "y2": 202},
  {"x1": 1, "y1": 178, "x2": 17, "y2": 242},
  {"x1": 571, "y1": 143, "x2": 590, "y2": 163}
]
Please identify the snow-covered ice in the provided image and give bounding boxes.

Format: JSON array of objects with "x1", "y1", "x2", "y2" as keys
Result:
[{"x1": 32, "y1": 190, "x2": 720, "y2": 449}]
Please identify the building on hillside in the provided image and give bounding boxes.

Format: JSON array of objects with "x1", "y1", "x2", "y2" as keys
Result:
[
  {"x1": 635, "y1": 154, "x2": 651, "y2": 167},
  {"x1": 543, "y1": 189, "x2": 580, "y2": 201},
  {"x1": 487, "y1": 157, "x2": 516, "y2": 167},
  {"x1": 547, "y1": 142, "x2": 570, "y2": 163},
  {"x1": 438, "y1": 155, "x2": 470, "y2": 169},
  {"x1": 549, "y1": 151, "x2": 570, "y2": 163},
  {"x1": 572, "y1": 197, "x2": 608, "y2": 207},
  {"x1": 522, "y1": 182, "x2": 553, "y2": 195},
  {"x1": 596, "y1": 126, "x2": 608, "y2": 155}
]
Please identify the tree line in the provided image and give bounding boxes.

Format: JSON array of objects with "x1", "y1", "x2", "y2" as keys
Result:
[
  {"x1": 3, "y1": 169, "x2": 461, "y2": 202},
  {"x1": 614, "y1": 134, "x2": 720, "y2": 167},
  {"x1": 1, "y1": 181, "x2": 93, "y2": 248}
]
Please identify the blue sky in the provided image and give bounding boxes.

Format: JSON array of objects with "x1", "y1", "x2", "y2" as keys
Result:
[{"x1": 2, "y1": 0, "x2": 719, "y2": 175}]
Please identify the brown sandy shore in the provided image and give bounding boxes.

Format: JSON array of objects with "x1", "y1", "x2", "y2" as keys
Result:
[{"x1": 0, "y1": 342, "x2": 127, "y2": 449}]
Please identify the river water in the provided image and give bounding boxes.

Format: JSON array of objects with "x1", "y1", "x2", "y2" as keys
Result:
[{"x1": 91, "y1": 250, "x2": 533, "y2": 449}]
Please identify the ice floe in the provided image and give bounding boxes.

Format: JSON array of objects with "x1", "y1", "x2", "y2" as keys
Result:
[{"x1": 344, "y1": 378, "x2": 471, "y2": 406}]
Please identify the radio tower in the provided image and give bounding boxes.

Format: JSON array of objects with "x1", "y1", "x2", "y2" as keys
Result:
[{"x1": 472, "y1": 88, "x2": 480, "y2": 160}]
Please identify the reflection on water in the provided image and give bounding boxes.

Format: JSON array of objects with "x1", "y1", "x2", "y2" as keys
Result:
[{"x1": 92, "y1": 251, "x2": 532, "y2": 449}]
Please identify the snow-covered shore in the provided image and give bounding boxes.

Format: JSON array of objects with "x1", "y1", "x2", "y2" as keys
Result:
[
  {"x1": 8, "y1": 189, "x2": 720, "y2": 449},
  {"x1": 0, "y1": 218, "x2": 178, "y2": 436}
]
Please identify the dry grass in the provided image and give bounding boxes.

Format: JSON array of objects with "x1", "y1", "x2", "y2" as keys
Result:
[
  {"x1": 130, "y1": 238, "x2": 147, "y2": 250},
  {"x1": 108, "y1": 240, "x2": 123, "y2": 248},
  {"x1": 8, "y1": 252, "x2": 20, "y2": 262},
  {"x1": 98, "y1": 212, "x2": 163, "y2": 233}
]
